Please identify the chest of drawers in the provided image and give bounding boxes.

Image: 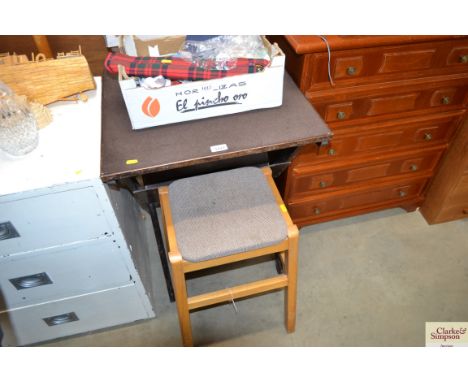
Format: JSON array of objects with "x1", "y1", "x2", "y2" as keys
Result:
[
  {"x1": 269, "y1": 35, "x2": 468, "y2": 226},
  {"x1": 0, "y1": 79, "x2": 156, "y2": 346}
]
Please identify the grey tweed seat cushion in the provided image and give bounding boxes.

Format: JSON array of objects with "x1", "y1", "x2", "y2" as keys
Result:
[{"x1": 168, "y1": 167, "x2": 288, "y2": 262}]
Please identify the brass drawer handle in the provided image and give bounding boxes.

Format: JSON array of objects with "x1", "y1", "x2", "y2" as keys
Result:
[
  {"x1": 319, "y1": 181, "x2": 327, "y2": 188},
  {"x1": 459, "y1": 55, "x2": 468, "y2": 63},
  {"x1": 346, "y1": 66, "x2": 357, "y2": 76},
  {"x1": 441, "y1": 96, "x2": 451, "y2": 105},
  {"x1": 336, "y1": 111, "x2": 346, "y2": 120},
  {"x1": 399, "y1": 190, "x2": 407, "y2": 198},
  {"x1": 328, "y1": 148, "x2": 337, "y2": 156},
  {"x1": 424, "y1": 132, "x2": 433, "y2": 141},
  {"x1": 409, "y1": 164, "x2": 418, "y2": 172},
  {"x1": 314, "y1": 207, "x2": 321, "y2": 215}
]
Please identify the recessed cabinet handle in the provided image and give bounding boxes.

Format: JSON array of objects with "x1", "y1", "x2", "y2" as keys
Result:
[
  {"x1": 0, "y1": 221, "x2": 20, "y2": 241},
  {"x1": 346, "y1": 66, "x2": 357, "y2": 76},
  {"x1": 462, "y1": 208, "x2": 468, "y2": 215},
  {"x1": 43, "y1": 312, "x2": 79, "y2": 327},
  {"x1": 441, "y1": 96, "x2": 451, "y2": 105},
  {"x1": 459, "y1": 55, "x2": 468, "y2": 63},
  {"x1": 9, "y1": 272, "x2": 53, "y2": 290},
  {"x1": 336, "y1": 111, "x2": 347, "y2": 120},
  {"x1": 409, "y1": 164, "x2": 418, "y2": 171},
  {"x1": 424, "y1": 133, "x2": 433, "y2": 141}
]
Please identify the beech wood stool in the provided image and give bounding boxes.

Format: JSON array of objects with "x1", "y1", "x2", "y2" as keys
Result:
[{"x1": 158, "y1": 166, "x2": 299, "y2": 346}]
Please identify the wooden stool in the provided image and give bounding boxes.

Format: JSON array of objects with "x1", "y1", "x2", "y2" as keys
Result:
[{"x1": 158, "y1": 166, "x2": 299, "y2": 346}]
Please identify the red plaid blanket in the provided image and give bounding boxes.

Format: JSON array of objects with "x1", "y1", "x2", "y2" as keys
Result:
[{"x1": 104, "y1": 52, "x2": 270, "y2": 81}]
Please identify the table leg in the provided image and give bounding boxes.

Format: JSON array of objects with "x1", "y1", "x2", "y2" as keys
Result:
[
  {"x1": 275, "y1": 254, "x2": 284, "y2": 274},
  {"x1": 147, "y1": 191, "x2": 175, "y2": 302}
]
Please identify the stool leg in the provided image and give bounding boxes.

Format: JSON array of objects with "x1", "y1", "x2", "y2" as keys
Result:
[
  {"x1": 171, "y1": 254, "x2": 193, "y2": 346},
  {"x1": 285, "y1": 227, "x2": 299, "y2": 333}
]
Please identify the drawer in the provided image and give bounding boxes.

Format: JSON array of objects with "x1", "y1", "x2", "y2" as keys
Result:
[
  {"x1": 295, "y1": 111, "x2": 463, "y2": 165},
  {"x1": 0, "y1": 186, "x2": 111, "y2": 256},
  {"x1": 304, "y1": 39, "x2": 468, "y2": 90},
  {"x1": 435, "y1": 173, "x2": 468, "y2": 222},
  {"x1": 287, "y1": 147, "x2": 444, "y2": 199},
  {"x1": 437, "y1": 206, "x2": 468, "y2": 222},
  {"x1": 0, "y1": 238, "x2": 133, "y2": 311},
  {"x1": 449, "y1": 173, "x2": 468, "y2": 205},
  {"x1": 0, "y1": 285, "x2": 150, "y2": 346},
  {"x1": 287, "y1": 177, "x2": 428, "y2": 225},
  {"x1": 312, "y1": 80, "x2": 468, "y2": 124}
]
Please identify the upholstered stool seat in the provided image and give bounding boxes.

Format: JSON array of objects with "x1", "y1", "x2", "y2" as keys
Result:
[
  {"x1": 168, "y1": 167, "x2": 288, "y2": 262},
  {"x1": 159, "y1": 166, "x2": 299, "y2": 346}
]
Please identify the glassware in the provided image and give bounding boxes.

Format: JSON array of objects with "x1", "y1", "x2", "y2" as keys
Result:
[{"x1": 0, "y1": 82, "x2": 39, "y2": 156}]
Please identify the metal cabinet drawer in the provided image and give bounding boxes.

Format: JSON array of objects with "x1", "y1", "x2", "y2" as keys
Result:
[
  {"x1": 0, "y1": 186, "x2": 111, "y2": 256},
  {"x1": 0, "y1": 238, "x2": 133, "y2": 311},
  {"x1": 0, "y1": 285, "x2": 150, "y2": 346}
]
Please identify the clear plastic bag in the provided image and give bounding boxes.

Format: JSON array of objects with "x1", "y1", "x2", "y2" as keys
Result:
[
  {"x1": 177, "y1": 35, "x2": 270, "y2": 71},
  {"x1": 0, "y1": 82, "x2": 39, "y2": 156}
]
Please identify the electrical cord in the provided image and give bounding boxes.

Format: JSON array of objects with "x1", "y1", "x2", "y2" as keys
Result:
[{"x1": 317, "y1": 35, "x2": 335, "y2": 87}]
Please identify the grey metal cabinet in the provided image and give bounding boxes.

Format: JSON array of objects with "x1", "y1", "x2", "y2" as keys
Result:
[{"x1": 0, "y1": 78, "x2": 155, "y2": 346}]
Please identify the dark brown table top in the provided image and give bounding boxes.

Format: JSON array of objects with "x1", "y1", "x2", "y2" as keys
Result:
[{"x1": 101, "y1": 72, "x2": 331, "y2": 182}]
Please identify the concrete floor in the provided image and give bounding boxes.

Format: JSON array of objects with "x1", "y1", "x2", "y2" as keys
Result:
[{"x1": 44, "y1": 207, "x2": 468, "y2": 347}]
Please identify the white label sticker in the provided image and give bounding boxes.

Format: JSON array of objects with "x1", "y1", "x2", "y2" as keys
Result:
[{"x1": 210, "y1": 144, "x2": 229, "y2": 153}]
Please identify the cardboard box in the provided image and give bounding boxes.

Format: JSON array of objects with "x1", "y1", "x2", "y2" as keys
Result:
[
  {"x1": 105, "y1": 35, "x2": 186, "y2": 56},
  {"x1": 121, "y1": 35, "x2": 186, "y2": 57},
  {"x1": 118, "y1": 37, "x2": 285, "y2": 130}
]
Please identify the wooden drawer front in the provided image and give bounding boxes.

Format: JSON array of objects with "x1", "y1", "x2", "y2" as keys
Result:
[
  {"x1": 0, "y1": 239, "x2": 133, "y2": 311},
  {"x1": 317, "y1": 113, "x2": 461, "y2": 160},
  {"x1": 289, "y1": 148, "x2": 443, "y2": 198},
  {"x1": 314, "y1": 83, "x2": 468, "y2": 124},
  {"x1": 305, "y1": 39, "x2": 468, "y2": 89},
  {"x1": 450, "y1": 173, "x2": 468, "y2": 204},
  {"x1": 436, "y1": 174, "x2": 468, "y2": 222},
  {"x1": 287, "y1": 178, "x2": 427, "y2": 223},
  {"x1": 291, "y1": 111, "x2": 464, "y2": 167},
  {"x1": 0, "y1": 285, "x2": 150, "y2": 346},
  {"x1": 0, "y1": 187, "x2": 111, "y2": 256}
]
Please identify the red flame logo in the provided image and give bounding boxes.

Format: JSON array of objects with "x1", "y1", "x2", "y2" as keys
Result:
[{"x1": 141, "y1": 97, "x2": 160, "y2": 118}]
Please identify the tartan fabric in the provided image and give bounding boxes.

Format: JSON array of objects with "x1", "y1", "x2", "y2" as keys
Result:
[{"x1": 104, "y1": 52, "x2": 270, "y2": 81}]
